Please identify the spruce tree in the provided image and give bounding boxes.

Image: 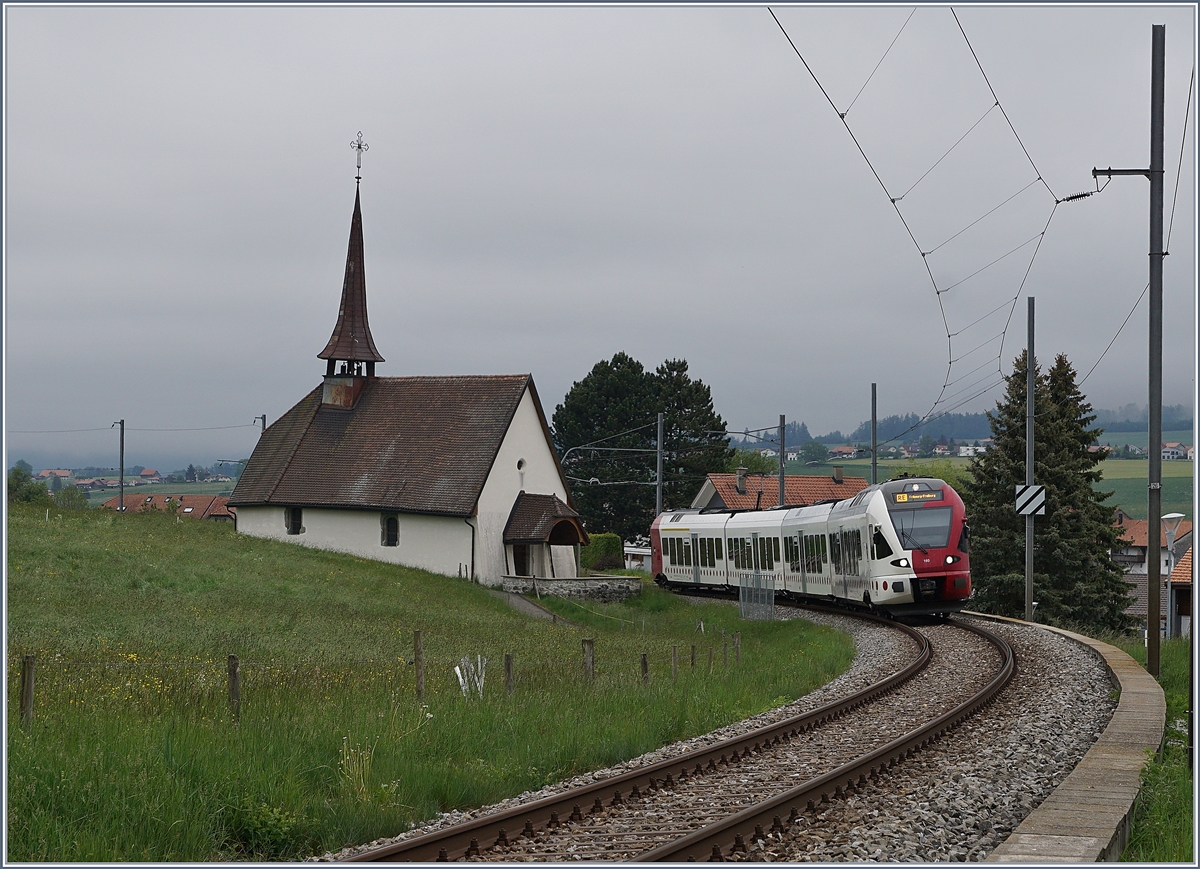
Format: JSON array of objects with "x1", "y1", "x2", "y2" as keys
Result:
[{"x1": 961, "y1": 351, "x2": 1133, "y2": 632}]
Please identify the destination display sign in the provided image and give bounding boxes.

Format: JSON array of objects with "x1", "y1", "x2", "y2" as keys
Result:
[{"x1": 892, "y1": 490, "x2": 943, "y2": 504}]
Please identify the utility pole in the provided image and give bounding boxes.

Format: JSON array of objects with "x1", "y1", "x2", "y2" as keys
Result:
[
  {"x1": 871, "y1": 383, "x2": 878, "y2": 486},
  {"x1": 1025, "y1": 298, "x2": 1035, "y2": 623},
  {"x1": 112, "y1": 419, "x2": 124, "y2": 513},
  {"x1": 778, "y1": 414, "x2": 786, "y2": 507},
  {"x1": 1093, "y1": 24, "x2": 1165, "y2": 675},
  {"x1": 655, "y1": 412, "x2": 664, "y2": 516}
]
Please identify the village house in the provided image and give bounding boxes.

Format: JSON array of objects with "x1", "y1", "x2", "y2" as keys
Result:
[
  {"x1": 228, "y1": 172, "x2": 585, "y2": 583},
  {"x1": 1112, "y1": 508, "x2": 1193, "y2": 636},
  {"x1": 690, "y1": 467, "x2": 868, "y2": 511},
  {"x1": 1161, "y1": 442, "x2": 1191, "y2": 461},
  {"x1": 101, "y1": 493, "x2": 234, "y2": 521},
  {"x1": 36, "y1": 469, "x2": 73, "y2": 487}
]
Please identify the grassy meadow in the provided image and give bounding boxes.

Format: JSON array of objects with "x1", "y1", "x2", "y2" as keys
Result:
[
  {"x1": 1105, "y1": 635, "x2": 1194, "y2": 862},
  {"x1": 6, "y1": 504, "x2": 854, "y2": 861}
]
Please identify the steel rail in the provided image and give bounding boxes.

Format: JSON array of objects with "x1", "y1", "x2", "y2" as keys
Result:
[
  {"x1": 634, "y1": 617, "x2": 1015, "y2": 862},
  {"x1": 342, "y1": 606, "x2": 929, "y2": 863}
]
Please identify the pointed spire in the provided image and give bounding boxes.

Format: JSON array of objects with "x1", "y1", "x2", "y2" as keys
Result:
[{"x1": 319, "y1": 184, "x2": 385, "y2": 373}]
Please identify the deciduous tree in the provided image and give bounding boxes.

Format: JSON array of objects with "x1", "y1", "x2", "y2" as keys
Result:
[{"x1": 552, "y1": 353, "x2": 730, "y2": 542}]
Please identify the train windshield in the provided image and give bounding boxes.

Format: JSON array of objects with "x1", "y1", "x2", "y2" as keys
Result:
[{"x1": 889, "y1": 507, "x2": 953, "y2": 551}]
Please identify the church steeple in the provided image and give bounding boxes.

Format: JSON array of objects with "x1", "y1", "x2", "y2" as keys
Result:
[{"x1": 318, "y1": 133, "x2": 385, "y2": 378}]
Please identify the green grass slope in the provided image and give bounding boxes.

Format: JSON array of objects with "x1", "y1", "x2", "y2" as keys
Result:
[{"x1": 6, "y1": 505, "x2": 853, "y2": 861}]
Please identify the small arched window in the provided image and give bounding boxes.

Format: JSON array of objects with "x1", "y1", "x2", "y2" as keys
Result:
[{"x1": 382, "y1": 515, "x2": 399, "y2": 547}]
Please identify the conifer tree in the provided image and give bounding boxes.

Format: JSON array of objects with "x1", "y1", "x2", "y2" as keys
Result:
[{"x1": 961, "y1": 351, "x2": 1132, "y2": 631}]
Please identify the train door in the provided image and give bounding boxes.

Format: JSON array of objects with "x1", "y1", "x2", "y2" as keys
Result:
[{"x1": 840, "y1": 525, "x2": 849, "y2": 600}]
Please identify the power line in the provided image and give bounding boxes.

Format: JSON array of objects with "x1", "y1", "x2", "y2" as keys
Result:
[
  {"x1": 843, "y1": 7, "x2": 917, "y2": 117},
  {"x1": 11, "y1": 423, "x2": 260, "y2": 434},
  {"x1": 768, "y1": 7, "x2": 1060, "y2": 447}
]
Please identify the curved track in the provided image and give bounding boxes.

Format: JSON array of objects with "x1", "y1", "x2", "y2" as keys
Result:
[{"x1": 343, "y1": 608, "x2": 1012, "y2": 863}]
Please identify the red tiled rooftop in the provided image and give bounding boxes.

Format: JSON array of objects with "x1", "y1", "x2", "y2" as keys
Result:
[
  {"x1": 1114, "y1": 512, "x2": 1193, "y2": 548},
  {"x1": 703, "y1": 473, "x2": 868, "y2": 510},
  {"x1": 1170, "y1": 547, "x2": 1192, "y2": 586}
]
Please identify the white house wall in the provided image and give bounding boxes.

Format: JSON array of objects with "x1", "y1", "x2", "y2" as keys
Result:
[
  {"x1": 235, "y1": 505, "x2": 473, "y2": 576},
  {"x1": 476, "y1": 385, "x2": 578, "y2": 584}
]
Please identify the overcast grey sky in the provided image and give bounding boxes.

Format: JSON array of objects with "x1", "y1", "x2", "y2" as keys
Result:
[{"x1": 4, "y1": 3, "x2": 1196, "y2": 473}]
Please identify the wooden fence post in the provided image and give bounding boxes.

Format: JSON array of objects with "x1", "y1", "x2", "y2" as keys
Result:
[
  {"x1": 708, "y1": 647, "x2": 714, "y2": 672},
  {"x1": 19, "y1": 654, "x2": 34, "y2": 730},
  {"x1": 582, "y1": 638, "x2": 595, "y2": 682},
  {"x1": 641, "y1": 653, "x2": 649, "y2": 685},
  {"x1": 227, "y1": 655, "x2": 240, "y2": 723},
  {"x1": 671, "y1": 645, "x2": 678, "y2": 682},
  {"x1": 691, "y1": 644, "x2": 697, "y2": 670},
  {"x1": 414, "y1": 630, "x2": 424, "y2": 700},
  {"x1": 505, "y1": 653, "x2": 514, "y2": 695},
  {"x1": 735, "y1": 632, "x2": 741, "y2": 664},
  {"x1": 723, "y1": 638, "x2": 728, "y2": 668}
]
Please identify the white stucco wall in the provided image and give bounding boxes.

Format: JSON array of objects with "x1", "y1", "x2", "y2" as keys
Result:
[
  {"x1": 235, "y1": 505, "x2": 473, "y2": 576},
  {"x1": 475, "y1": 386, "x2": 578, "y2": 584},
  {"x1": 235, "y1": 382, "x2": 575, "y2": 584}
]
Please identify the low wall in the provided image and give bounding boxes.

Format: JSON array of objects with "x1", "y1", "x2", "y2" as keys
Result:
[
  {"x1": 969, "y1": 612, "x2": 1166, "y2": 863},
  {"x1": 500, "y1": 576, "x2": 643, "y2": 603}
]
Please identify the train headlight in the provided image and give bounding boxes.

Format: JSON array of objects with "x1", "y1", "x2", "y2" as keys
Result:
[
  {"x1": 890, "y1": 558, "x2": 910, "y2": 568},
  {"x1": 945, "y1": 555, "x2": 960, "y2": 565}
]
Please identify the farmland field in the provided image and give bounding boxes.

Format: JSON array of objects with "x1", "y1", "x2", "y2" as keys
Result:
[
  {"x1": 781, "y1": 457, "x2": 1192, "y2": 521},
  {"x1": 6, "y1": 505, "x2": 853, "y2": 861},
  {"x1": 1097, "y1": 458, "x2": 1194, "y2": 519}
]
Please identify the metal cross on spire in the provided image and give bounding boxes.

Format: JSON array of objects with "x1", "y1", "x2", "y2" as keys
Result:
[{"x1": 351, "y1": 131, "x2": 368, "y2": 183}]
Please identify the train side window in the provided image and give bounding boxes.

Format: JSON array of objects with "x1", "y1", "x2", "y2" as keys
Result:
[
  {"x1": 683, "y1": 540, "x2": 692, "y2": 567},
  {"x1": 670, "y1": 537, "x2": 678, "y2": 565},
  {"x1": 873, "y1": 526, "x2": 893, "y2": 559},
  {"x1": 772, "y1": 537, "x2": 781, "y2": 563},
  {"x1": 715, "y1": 538, "x2": 723, "y2": 561},
  {"x1": 958, "y1": 524, "x2": 971, "y2": 554}
]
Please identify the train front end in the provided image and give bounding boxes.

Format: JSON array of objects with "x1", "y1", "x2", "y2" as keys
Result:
[{"x1": 880, "y1": 478, "x2": 971, "y2": 615}]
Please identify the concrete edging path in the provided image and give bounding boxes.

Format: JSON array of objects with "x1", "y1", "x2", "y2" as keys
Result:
[{"x1": 966, "y1": 611, "x2": 1166, "y2": 863}]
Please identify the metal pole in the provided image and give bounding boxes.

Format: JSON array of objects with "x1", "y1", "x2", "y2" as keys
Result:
[
  {"x1": 1025, "y1": 298, "x2": 1034, "y2": 622},
  {"x1": 778, "y1": 414, "x2": 785, "y2": 507},
  {"x1": 259, "y1": 414, "x2": 267, "y2": 434},
  {"x1": 113, "y1": 419, "x2": 124, "y2": 513},
  {"x1": 871, "y1": 383, "x2": 878, "y2": 485},
  {"x1": 656, "y1": 412, "x2": 664, "y2": 516},
  {"x1": 1146, "y1": 24, "x2": 1165, "y2": 676}
]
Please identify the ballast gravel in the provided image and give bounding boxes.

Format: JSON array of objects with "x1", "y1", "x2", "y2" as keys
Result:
[
  {"x1": 314, "y1": 609, "x2": 1116, "y2": 863},
  {"x1": 749, "y1": 614, "x2": 1117, "y2": 863}
]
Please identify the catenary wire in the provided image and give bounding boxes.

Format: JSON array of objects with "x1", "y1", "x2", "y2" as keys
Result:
[
  {"x1": 843, "y1": 7, "x2": 917, "y2": 116},
  {"x1": 896, "y1": 102, "x2": 998, "y2": 202},
  {"x1": 951, "y1": 7, "x2": 1057, "y2": 200},
  {"x1": 1080, "y1": 65, "x2": 1192, "y2": 387},
  {"x1": 923, "y1": 176, "x2": 1043, "y2": 256},
  {"x1": 769, "y1": 7, "x2": 1059, "y2": 449}
]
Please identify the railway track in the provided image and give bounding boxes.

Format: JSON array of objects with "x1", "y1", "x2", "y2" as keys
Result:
[{"x1": 342, "y1": 607, "x2": 1014, "y2": 863}]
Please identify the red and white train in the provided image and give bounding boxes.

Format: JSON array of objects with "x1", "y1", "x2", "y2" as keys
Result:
[{"x1": 650, "y1": 477, "x2": 972, "y2": 616}]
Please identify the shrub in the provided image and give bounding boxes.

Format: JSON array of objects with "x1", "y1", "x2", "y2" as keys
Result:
[
  {"x1": 53, "y1": 486, "x2": 90, "y2": 511},
  {"x1": 580, "y1": 532, "x2": 623, "y2": 570}
]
